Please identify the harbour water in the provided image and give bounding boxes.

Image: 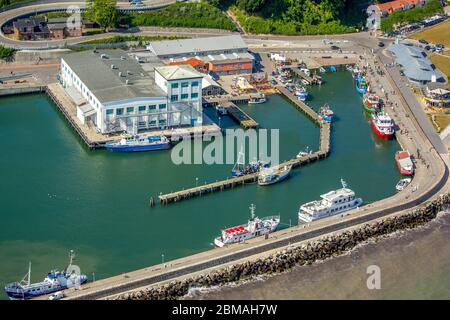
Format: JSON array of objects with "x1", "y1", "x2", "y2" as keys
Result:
[{"x1": 0, "y1": 71, "x2": 401, "y2": 299}]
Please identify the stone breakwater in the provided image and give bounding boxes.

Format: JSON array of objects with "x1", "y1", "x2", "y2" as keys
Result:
[{"x1": 114, "y1": 193, "x2": 450, "y2": 300}]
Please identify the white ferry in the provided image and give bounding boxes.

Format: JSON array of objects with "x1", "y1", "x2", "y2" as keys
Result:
[
  {"x1": 4, "y1": 251, "x2": 88, "y2": 300},
  {"x1": 214, "y1": 204, "x2": 280, "y2": 247},
  {"x1": 298, "y1": 179, "x2": 362, "y2": 223}
]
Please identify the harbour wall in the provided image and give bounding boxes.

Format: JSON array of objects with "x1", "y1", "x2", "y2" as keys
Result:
[
  {"x1": 0, "y1": 85, "x2": 45, "y2": 96},
  {"x1": 115, "y1": 192, "x2": 450, "y2": 300}
]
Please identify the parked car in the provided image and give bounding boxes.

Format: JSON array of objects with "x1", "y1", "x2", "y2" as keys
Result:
[
  {"x1": 418, "y1": 39, "x2": 429, "y2": 45},
  {"x1": 48, "y1": 291, "x2": 64, "y2": 300},
  {"x1": 378, "y1": 42, "x2": 385, "y2": 47},
  {"x1": 330, "y1": 45, "x2": 340, "y2": 50}
]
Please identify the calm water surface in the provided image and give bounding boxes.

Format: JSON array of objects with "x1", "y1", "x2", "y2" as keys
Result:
[{"x1": 0, "y1": 71, "x2": 401, "y2": 299}]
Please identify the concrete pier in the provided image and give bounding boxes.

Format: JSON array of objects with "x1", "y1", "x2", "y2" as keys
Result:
[
  {"x1": 221, "y1": 101, "x2": 258, "y2": 128},
  {"x1": 276, "y1": 85, "x2": 321, "y2": 124}
]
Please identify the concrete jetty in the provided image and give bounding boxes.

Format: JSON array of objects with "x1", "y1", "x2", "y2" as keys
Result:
[
  {"x1": 221, "y1": 101, "x2": 258, "y2": 128},
  {"x1": 276, "y1": 85, "x2": 321, "y2": 123}
]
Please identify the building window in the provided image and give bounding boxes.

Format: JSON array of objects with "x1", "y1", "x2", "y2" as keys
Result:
[
  {"x1": 149, "y1": 120, "x2": 157, "y2": 126},
  {"x1": 138, "y1": 106, "x2": 146, "y2": 112},
  {"x1": 149, "y1": 105, "x2": 156, "y2": 110},
  {"x1": 170, "y1": 95, "x2": 178, "y2": 102},
  {"x1": 191, "y1": 93, "x2": 198, "y2": 99},
  {"x1": 171, "y1": 83, "x2": 179, "y2": 89},
  {"x1": 192, "y1": 81, "x2": 199, "y2": 87},
  {"x1": 181, "y1": 82, "x2": 189, "y2": 88},
  {"x1": 116, "y1": 108, "x2": 123, "y2": 115},
  {"x1": 106, "y1": 109, "x2": 114, "y2": 115},
  {"x1": 127, "y1": 107, "x2": 135, "y2": 113},
  {"x1": 181, "y1": 93, "x2": 189, "y2": 100},
  {"x1": 159, "y1": 104, "x2": 167, "y2": 109}
]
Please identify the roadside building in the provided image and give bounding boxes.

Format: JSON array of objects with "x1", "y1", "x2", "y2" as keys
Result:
[
  {"x1": 47, "y1": 18, "x2": 82, "y2": 38},
  {"x1": 60, "y1": 50, "x2": 204, "y2": 134},
  {"x1": 12, "y1": 17, "x2": 49, "y2": 40},
  {"x1": 366, "y1": 0, "x2": 426, "y2": 30},
  {"x1": 424, "y1": 83, "x2": 450, "y2": 108},
  {"x1": 147, "y1": 35, "x2": 254, "y2": 76},
  {"x1": 388, "y1": 42, "x2": 443, "y2": 85},
  {"x1": 11, "y1": 16, "x2": 82, "y2": 40}
]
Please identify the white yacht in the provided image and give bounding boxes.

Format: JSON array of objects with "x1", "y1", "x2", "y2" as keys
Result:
[{"x1": 298, "y1": 179, "x2": 362, "y2": 223}]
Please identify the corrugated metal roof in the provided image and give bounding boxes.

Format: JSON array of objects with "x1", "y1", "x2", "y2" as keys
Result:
[
  {"x1": 388, "y1": 43, "x2": 438, "y2": 82},
  {"x1": 62, "y1": 49, "x2": 166, "y2": 104},
  {"x1": 148, "y1": 35, "x2": 247, "y2": 57}
]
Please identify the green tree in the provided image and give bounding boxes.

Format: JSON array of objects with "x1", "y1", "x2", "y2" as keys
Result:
[
  {"x1": 85, "y1": 0, "x2": 118, "y2": 30},
  {"x1": 0, "y1": 0, "x2": 11, "y2": 8}
]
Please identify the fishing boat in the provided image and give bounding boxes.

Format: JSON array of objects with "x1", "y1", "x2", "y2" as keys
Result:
[
  {"x1": 300, "y1": 68, "x2": 311, "y2": 77},
  {"x1": 298, "y1": 179, "x2": 363, "y2": 223},
  {"x1": 363, "y1": 94, "x2": 381, "y2": 113},
  {"x1": 319, "y1": 66, "x2": 326, "y2": 73},
  {"x1": 215, "y1": 104, "x2": 228, "y2": 115},
  {"x1": 4, "y1": 251, "x2": 88, "y2": 300},
  {"x1": 396, "y1": 178, "x2": 412, "y2": 192},
  {"x1": 105, "y1": 135, "x2": 171, "y2": 152},
  {"x1": 371, "y1": 112, "x2": 395, "y2": 139},
  {"x1": 297, "y1": 146, "x2": 312, "y2": 158},
  {"x1": 395, "y1": 150, "x2": 414, "y2": 175},
  {"x1": 213, "y1": 204, "x2": 280, "y2": 247},
  {"x1": 248, "y1": 93, "x2": 266, "y2": 104},
  {"x1": 231, "y1": 148, "x2": 269, "y2": 176},
  {"x1": 319, "y1": 103, "x2": 334, "y2": 122},
  {"x1": 295, "y1": 87, "x2": 308, "y2": 101},
  {"x1": 258, "y1": 165, "x2": 292, "y2": 186},
  {"x1": 329, "y1": 65, "x2": 337, "y2": 72},
  {"x1": 356, "y1": 76, "x2": 367, "y2": 94}
]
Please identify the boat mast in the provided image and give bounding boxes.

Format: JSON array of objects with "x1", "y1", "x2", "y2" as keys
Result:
[
  {"x1": 68, "y1": 250, "x2": 75, "y2": 268},
  {"x1": 20, "y1": 262, "x2": 31, "y2": 286},
  {"x1": 249, "y1": 204, "x2": 256, "y2": 220},
  {"x1": 233, "y1": 145, "x2": 245, "y2": 172}
]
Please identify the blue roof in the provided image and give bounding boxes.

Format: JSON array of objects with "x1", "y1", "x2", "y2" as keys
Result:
[{"x1": 388, "y1": 42, "x2": 440, "y2": 82}]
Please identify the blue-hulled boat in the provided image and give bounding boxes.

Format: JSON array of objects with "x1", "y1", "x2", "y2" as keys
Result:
[
  {"x1": 356, "y1": 76, "x2": 367, "y2": 94},
  {"x1": 319, "y1": 103, "x2": 334, "y2": 122},
  {"x1": 106, "y1": 135, "x2": 171, "y2": 152},
  {"x1": 329, "y1": 65, "x2": 337, "y2": 72}
]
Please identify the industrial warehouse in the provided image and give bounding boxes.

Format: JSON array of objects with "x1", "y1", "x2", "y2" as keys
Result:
[{"x1": 60, "y1": 49, "x2": 204, "y2": 134}]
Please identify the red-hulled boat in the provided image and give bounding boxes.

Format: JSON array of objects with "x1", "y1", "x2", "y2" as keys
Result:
[
  {"x1": 371, "y1": 112, "x2": 394, "y2": 139},
  {"x1": 395, "y1": 151, "x2": 414, "y2": 175}
]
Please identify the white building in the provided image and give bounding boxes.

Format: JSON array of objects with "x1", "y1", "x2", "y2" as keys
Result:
[{"x1": 60, "y1": 49, "x2": 204, "y2": 134}]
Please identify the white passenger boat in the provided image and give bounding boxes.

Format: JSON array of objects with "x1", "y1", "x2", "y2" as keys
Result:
[
  {"x1": 298, "y1": 179, "x2": 363, "y2": 222},
  {"x1": 214, "y1": 204, "x2": 280, "y2": 247}
]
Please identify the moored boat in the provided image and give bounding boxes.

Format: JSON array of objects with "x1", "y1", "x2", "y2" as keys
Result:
[
  {"x1": 329, "y1": 65, "x2": 337, "y2": 72},
  {"x1": 248, "y1": 93, "x2": 266, "y2": 104},
  {"x1": 297, "y1": 146, "x2": 312, "y2": 158},
  {"x1": 216, "y1": 104, "x2": 228, "y2": 115},
  {"x1": 258, "y1": 165, "x2": 292, "y2": 186},
  {"x1": 214, "y1": 204, "x2": 280, "y2": 247},
  {"x1": 363, "y1": 94, "x2": 381, "y2": 113},
  {"x1": 396, "y1": 178, "x2": 412, "y2": 191},
  {"x1": 4, "y1": 251, "x2": 88, "y2": 300},
  {"x1": 395, "y1": 150, "x2": 414, "y2": 175},
  {"x1": 319, "y1": 103, "x2": 334, "y2": 122},
  {"x1": 356, "y1": 76, "x2": 367, "y2": 94},
  {"x1": 371, "y1": 112, "x2": 395, "y2": 139},
  {"x1": 298, "y1": 179, "x2": 363, "y2": 223},
  {"x1": 295, "y1": 87, "x2": 308, "y2": 101},
  {"x1": 106, "y1": 135, "x2": 171, "y2": 152}
]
